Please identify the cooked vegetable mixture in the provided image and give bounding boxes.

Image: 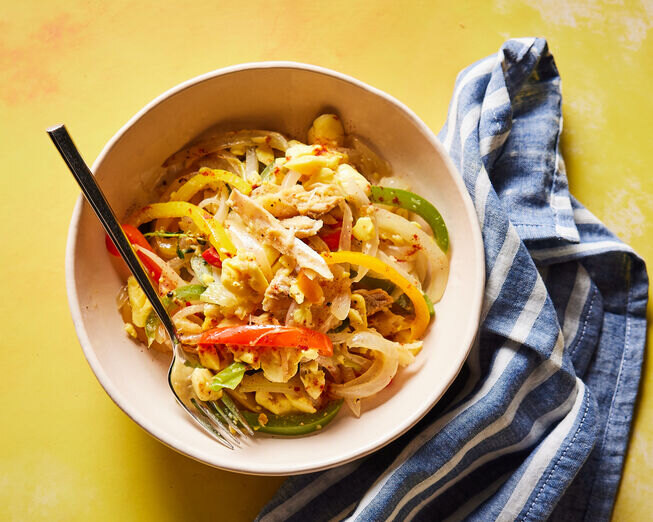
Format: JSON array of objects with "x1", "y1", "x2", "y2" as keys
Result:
[{"x1": 111, "y1": 114, "x2": 450, "y2": 433}]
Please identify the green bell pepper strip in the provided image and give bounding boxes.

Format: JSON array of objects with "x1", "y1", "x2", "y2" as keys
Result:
[
  {"x1": 370, "y1": 185, "x2": 449, "y2": 253},
  {"x1": 260, "y1": 162, "x2": 275, "y2": 182},
  {"x1": 394, "y1": 292, "x2": 434, "y2": 318},
  {"x1": 172, "y1": 284, "x2": 207, "y2": 302},
  {"x1": 210, "y1": 362, "x2": 248, "y2": 391},
  {"x1": 423, "y1": 292, "x2": 435, "y2": 317},
  {"x1": 144, "y1": 311, "x2": 158, "y2": 347},
  {"x1": 241, "y1": 400, "x2": 344, "y2": 436},
  {"x1": 143, "y1": 287, "x2": 203, "y2": 346}
]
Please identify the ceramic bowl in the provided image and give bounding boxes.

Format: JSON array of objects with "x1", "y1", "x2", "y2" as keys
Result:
[{"x1": 66, "y1": 62, "x2": 484, "y2": 475}]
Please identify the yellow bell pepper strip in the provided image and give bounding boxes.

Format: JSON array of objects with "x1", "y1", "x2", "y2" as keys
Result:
[
  {"x1": 241, "y1": 400, "x2": 343, "y2": 435},
  {"x1": 322, "y1": 251, "x2": 431, "y2": 339},
  {"x1": 130, "y1": 201, "x2": 236, "y2": 260},
  {"x1": 370, "y1": 186, "x2": 449, "y2": 253},
  {"x1": 170, "y1": 167, "x2": 252, "y2": 202}
]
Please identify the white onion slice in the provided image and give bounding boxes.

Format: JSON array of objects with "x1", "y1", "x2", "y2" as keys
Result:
[
  {"x1": 339, "y1": 202, "x2": 353, "y2": 252},
  {"x1": 245, "y1": 147, "x2": 259, "y2": 183},
  {"x1": 330, "y1": 290, "x2": 351, "y2": 321},
  {"x1": 352, "y1": 212, "x2": 379, "y2": 283},
  {"x1": 133, "y1": 245, "x2": 186, "y2": 288},
  {"x1": 330, "y1": 330, "x2": 401, "y2": 399},
  {"x1": 163, "y1": 130, "x2": 288, "y2": 168},
  {"x1": 377, "y1": 250, "x2": 421, "y2": 290},
  {"x1": 375, "y1": 208, "x2": 448, "y2": 301},
  {"x1": 172, "y1": 304, "x2": 206, "y2": 335},
  {"x1": 177, "y1": 333, "x2": 202, "y2": 345},
  {"x1": 282, "y1": 169, "x2": 302, "y2": 189},
  {"x1": 331, "y1": 354, "x2": 396, "y2": 399}
]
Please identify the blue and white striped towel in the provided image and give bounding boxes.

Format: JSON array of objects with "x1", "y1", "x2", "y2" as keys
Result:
[{"x1": 257, "y1": 38, "x2": 648, "y2": 521}]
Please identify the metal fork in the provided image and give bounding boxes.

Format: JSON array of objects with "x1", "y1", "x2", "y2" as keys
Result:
[{"x1": 48, "y1": 124, "x2": 253, "y2": 449}]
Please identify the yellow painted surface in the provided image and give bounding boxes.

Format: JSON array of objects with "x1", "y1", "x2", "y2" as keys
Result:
[{"x1": 1, "y1": 1, "x2": 651, "y2": 520}]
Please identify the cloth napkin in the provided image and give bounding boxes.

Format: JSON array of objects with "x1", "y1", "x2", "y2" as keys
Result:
[{"x1": 257, "y1": 38, "x2": 648, "y2": 522}]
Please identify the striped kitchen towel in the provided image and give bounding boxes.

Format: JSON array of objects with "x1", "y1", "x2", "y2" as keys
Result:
[{"x1": 257, "y1": 38, "x2": 648, "y2": 521}]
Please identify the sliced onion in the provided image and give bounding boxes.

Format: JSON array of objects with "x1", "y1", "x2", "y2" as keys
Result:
[
  {"x1": 375, "y1": 208, "x2": 449, "y2": 301},
  {"x1": 199, "y1": 183, "x2": 229, "y2": 222},
  {"x1": 331, "y1": 354, "x2": 396, "y2": 399},
  {"x1": 328, "y1": 331, "x2": 351, "y2": 344},
  {"x1": 172, "y1": 304, "x2": 206, "y2": 335},
  {"x1": 195, "y1": 152, "x2": 246, "y2": 178},
  {"x1": 377, "y1": 249, "x2": 421, "y2": 290},
  {"x1": 163, "y1": 130, "x2": 289, "y2": 168},
  {"x1": 330, "y1": 330, "x2": 400, "y2": 399},
  {"x1": 316, "y1": 355, "x2": 341, "y2": 381},
  {"x1": 338, "y1": 174, "x2": 369, "y2": 207},
  {"x1": 352, "y1": 211, "x2": 379, "y2": 283},
  {"x1": 285, "y1": 300, "x2": 299, "y2": 326},
  {"x1": 282, "y1": 169, "x2": 302, "y2": 189},
  {"x1": 226, "y1": 215, "x2": 273, "y2": 281},
  {"x1": 317, "y1": 313, "x2": 339, "y2": 334},
  {"x1": 344, "y1": 350, "x2": 373, "y2": 371},
  {"x1": 177, "y1": 332, "x2": 202, "y2": 345},
  {"x1": 245, "y1": 147, "x2": 259, "y2": 183},
  {"x1": 339, "y1": 202, "x2": 353, "y2": 252},
  {"x1": 330, "y1": 290, "x2": 351, "y2": 321},
  {"x1": 133, "y1": 245, "x2": 186, "y2": 288}
]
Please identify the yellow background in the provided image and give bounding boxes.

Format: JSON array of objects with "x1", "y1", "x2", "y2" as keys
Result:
[{"x1": 1, "y1": 1, "x2": 651, "y2": 520}]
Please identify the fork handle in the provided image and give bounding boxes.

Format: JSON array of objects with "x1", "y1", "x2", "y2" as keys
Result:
[{"x1": 48, "y1": 124, "x2": 178, "y2": 341}]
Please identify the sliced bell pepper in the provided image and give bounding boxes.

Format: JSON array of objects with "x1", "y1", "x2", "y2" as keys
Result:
[
  {"x1": 322, "y1": 251, "x2": 431, "y2": 339},
  {"x1": 370, "y1": 185, "x2": 449, "y2": 253},
  {"x1": 201, "y1": 246, "x2": 222, "y2": 268},
  {"x1": 105, "y1": 224, "x2": 162, "y2": 282},
  {"x1": 172, "y1": 284, "x2": 207, "y2": 302},
  {"x1": 241, "y1": 399, "x2": 343, "y2": 435},
  {"x1": 209, "y1": 362, "x2": 248, "y2": 392},
  {"x1": 170, "y1": 168, "x2": 252, "y2": 202},
  {"x1": 130, "y1": 201, "x2": 236, "y2": 260},
  {"x1": 199, "y1": 325, "x2": 333, "y2": 357},
  {"x1": 320, "y1": 227, "x2": 342, "y2": 251}
]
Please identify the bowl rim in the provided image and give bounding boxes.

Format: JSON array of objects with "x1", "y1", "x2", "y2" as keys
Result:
[{"x1": 65, "y1": 60, "x2": 485, "y2": 475}]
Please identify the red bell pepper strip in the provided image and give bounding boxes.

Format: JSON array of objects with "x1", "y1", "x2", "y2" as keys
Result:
[
  {"x1": 320, "y1": 228, "x2": 342, "y2": 251},
  {"x1": 105, "y1": 224, "x2": 162, "y2": 282},
  {"x1": 318, "y1": 219, "x2": 344, "y2": 251},
  {"x1": 199, "y1": 325, "x2": 333, "y2": 357},
  {"x1": 201, "y1": 246, "x2": 223, "y2": 268}
]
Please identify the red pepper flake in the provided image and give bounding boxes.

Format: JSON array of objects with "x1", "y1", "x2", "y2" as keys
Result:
[
  {"x1": 294, "y1": 386, "x2": 300, "y2": 392},
  {"x1": 252, "y1": 184, "x2": 260, "y2": 190},
  {"x1": 392, "y1": 196, "x2": 400, "y2": 204}
]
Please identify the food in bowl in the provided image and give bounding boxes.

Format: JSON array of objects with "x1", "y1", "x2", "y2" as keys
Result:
[{"x1": 107, "y1": 113, "x2": 450, "y2": 435}]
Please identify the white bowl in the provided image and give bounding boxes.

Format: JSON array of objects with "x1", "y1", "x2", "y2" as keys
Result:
[{"x1": 66, "y1": 62, "x2": 484, "y2": 475}]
